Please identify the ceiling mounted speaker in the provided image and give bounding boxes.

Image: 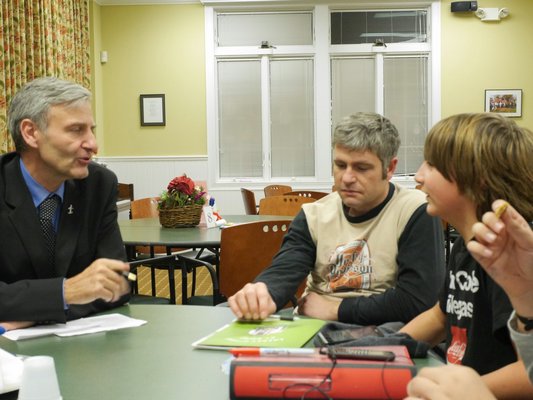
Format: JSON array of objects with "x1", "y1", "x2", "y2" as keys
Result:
[{"x1": 451, "y1": 1, "x2": 478, "y2": 12}]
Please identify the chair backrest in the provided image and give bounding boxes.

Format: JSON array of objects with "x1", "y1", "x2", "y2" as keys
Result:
[
  {"x1": 284, "y1": 190, "x2": 328, "y2": 200},
  {"x1": 258, "y1": 195, "x2": 315, "y2": 216},
  {"x1": 219, "y1": 220, "x2": 291, "y2": 300},
  {"x1": 130, "y1": 197, "x2": 159, "y2": 219},
  {"x1": 130, "y1": 197, "x2": 165, "y2": 255},
  {"x1": 117, "y1": 183, "x2": 134, "y2": 201},
  {"x1": 240, "y1": 188, "x2": 258, "y2": 215},
  {"x1": 264, "y1": 184, "x2": 293, "y2": 197}
]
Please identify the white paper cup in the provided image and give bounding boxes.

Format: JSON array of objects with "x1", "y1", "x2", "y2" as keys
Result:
[
  {"x1": 0, "y1": 356, "x2": 4, "y2": 392},
  {"x1": 17, "y1": 356, "x2": 62, "y2": 400}
]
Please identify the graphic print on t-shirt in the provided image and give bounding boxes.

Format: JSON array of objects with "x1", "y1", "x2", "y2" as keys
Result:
[
  {"x1": 327, "y1": 240, "x2": 371, "y2": 292},
  {"x1": 447, "y1": 325, "x2": 468, "y2": 364},
  {"x1": 446, "y1": 268, "x2": 479, "y2": 365}
]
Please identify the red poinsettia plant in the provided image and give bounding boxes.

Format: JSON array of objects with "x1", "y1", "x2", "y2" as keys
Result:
[{"x1": 158, "y1": 175, "x2": 206, "y2": 209}]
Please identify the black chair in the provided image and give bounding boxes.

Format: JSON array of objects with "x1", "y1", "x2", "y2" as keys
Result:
[
  {"x1": 128, "y1": 255, "x2": 218, "y2": 305},
  {"x1": 127, "y1": 197, "x2": 217, "y2": 304},
  {"x1": 128, "y1": 256, "x2": 172, "y2": 304}
]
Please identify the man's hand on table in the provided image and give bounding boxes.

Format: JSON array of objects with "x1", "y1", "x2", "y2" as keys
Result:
[{"x1": 228, "y1": 282, "x2": 276, "y2": 320}]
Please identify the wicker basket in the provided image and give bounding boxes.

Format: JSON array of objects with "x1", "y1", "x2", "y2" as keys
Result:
[{"x1": 159, "y1": 204, "x2": 203, "y2": 228}]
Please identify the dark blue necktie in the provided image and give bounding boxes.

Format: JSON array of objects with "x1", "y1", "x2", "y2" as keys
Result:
[{"x1": 39, "y1": 194, "x2": 60, "y2": 267}]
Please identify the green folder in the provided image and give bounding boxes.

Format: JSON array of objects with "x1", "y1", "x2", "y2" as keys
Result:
[{"x1": 192, "y1": 317, "x2": 325, "y2": 350}]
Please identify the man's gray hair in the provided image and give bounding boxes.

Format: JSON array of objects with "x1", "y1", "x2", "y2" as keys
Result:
[
  {"x1": 333, "y1": 112, "x2": 401, "y2": 177},
  {"x1": 8, "y1": 76, "x2": 91, "y2": 152}
]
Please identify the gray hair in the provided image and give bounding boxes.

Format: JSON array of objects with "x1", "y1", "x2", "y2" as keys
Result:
[
  {"x1": 333, "y1": 112, "x2": 401, "y2": 177},
  {"x1": 8, "y1": 77, "x2": 91, "y2": 152}
]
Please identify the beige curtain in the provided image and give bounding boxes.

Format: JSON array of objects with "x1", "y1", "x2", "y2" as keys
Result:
[{"x1": 0, "y1": 0, "x2": 91, "y2": 154}]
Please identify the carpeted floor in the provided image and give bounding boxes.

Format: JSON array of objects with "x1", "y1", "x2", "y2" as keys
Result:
[{"x1": 135, "y1": 265, "x2": 214, "y2": 304}]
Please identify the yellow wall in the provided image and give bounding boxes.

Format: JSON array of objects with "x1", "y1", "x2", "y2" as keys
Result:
[
  {"x1": 92, "y1": 1, "x2": 533, "y2": 156},
  {"x1": 97, "y1": 4, "x2": 206, "y2": 156},
  {"x1": 89, "y1": 2, "x2": 105, "y2": 153},
  {"x1": 441, "y1": 0, "x2": 533, "y2": 128}
]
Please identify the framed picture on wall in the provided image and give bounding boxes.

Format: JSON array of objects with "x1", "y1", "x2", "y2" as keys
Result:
[
  {"x1": 485, "y1": 89, "x2": 522, "y2": 117},
  {"x1": 140, "y1": 94, "x2": 166, "y2": 126}
]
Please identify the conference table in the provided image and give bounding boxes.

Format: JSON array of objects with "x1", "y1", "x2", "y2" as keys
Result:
[
  {"x1": 0, "y1": 305, "x2": 443, "y2": 400},
  {"x1": 119, "y1": 215, "x2": 293, "y2": 304}
]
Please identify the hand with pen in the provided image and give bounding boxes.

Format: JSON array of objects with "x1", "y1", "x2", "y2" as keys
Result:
[
  {"x1": 0, "y1": 260, "x2": 133, "y2": 334},
  {"x1": 64, "y1": 258, "x2": 132, "y2": 305},
  {"x1": 467, "y1": 200, "x2": 533, "y2": 321}
]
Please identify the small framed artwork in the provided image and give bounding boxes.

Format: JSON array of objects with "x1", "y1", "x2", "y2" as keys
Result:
[
  {"x1": 140, "y1": 94, "x2": 166, "y2": 126},
  {"x1": 485, "y1": 89, "x2": 522, "y2": 117}
]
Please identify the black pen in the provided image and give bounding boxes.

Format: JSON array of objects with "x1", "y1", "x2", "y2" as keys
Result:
[{"x1": 268, "y1": 314, "x2": 296, "y2": 321}]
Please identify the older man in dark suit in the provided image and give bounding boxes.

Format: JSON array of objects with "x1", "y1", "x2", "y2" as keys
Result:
[{"x1": 0, "y1": 77, "x2": 131, "y2": 329}]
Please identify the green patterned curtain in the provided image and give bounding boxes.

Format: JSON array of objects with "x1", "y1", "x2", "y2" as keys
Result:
[{"x1": 0, "y1": 0, "x2": 91, "y2": 154}]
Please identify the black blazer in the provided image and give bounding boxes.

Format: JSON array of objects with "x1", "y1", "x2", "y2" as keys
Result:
[{"x1": 0, "y1": 152, "x2": 128, "y2": 322}]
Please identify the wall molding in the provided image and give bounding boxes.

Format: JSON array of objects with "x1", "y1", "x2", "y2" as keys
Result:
[{"x1": 94, "y1": 155, "x2": 207, "y2": 162}]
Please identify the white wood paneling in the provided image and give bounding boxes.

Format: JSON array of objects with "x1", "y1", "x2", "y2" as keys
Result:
[
  {"x1": 95, "y1": 155, "x2": 208, "y2": 199},
  {"x1": 94, "y1": 155, "x2": 249, "y2": 214},
  {"x1": 95, "y1": 155, "x2": 415, "y2": 215}
]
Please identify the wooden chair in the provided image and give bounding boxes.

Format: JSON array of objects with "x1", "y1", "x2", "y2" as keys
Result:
[
  {"x1": 117, "y1": 183, "x2": 134, "y2": 201},
  {"x1": 258, "y1": 195, "x2": 316, "y2": 216},
  {"x1": 240, "y1": 188, "x2": 258, "y2": 215},
  {"x1": 178, "y1": 219, "x2": 307, "y2": 306},
  {"x1": 263, "y1": 184, "x2": 292, "y2": 197},
  {"x1": 117, "y1": 183, "x2": 135, "y2": 218},
  {"x1": 130, "y1": 197, "x2": 162, "y2": 254},
  {"x1": 284, "y1": 190, "x2": 328, "y2": 200},
  {"x1": 219, "y1": 220, "x2": 298, "y2": 302}
]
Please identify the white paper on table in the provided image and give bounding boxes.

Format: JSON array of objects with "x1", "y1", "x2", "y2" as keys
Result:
[
  {"x1": 3, "y1": 313, "x2": 146, "y2": 341},
  {"x1": 0, "y1": 348, "x2": 24, "y2": 393}
]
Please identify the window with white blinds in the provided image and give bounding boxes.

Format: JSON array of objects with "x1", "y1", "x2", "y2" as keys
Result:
[{"x1": 205, "y1": 2, "x2": 440, "y2": 184}]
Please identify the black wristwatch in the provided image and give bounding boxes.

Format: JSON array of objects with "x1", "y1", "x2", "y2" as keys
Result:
[{"x1": 516, "y1": 313, "x2": 533, "y2": 331}]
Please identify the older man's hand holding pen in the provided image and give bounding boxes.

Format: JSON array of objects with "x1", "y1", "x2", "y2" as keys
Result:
[
  {"x1": 64, "y1": 258, "x2": 133, "y2": 305},
  {"x1": 0, "y1": 261, "x2": 136, "y2": 334}
]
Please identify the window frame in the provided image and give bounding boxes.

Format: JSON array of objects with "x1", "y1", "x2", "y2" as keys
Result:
[{"x1": 204, "y1": 1, "x2": 441, "y2": 190}]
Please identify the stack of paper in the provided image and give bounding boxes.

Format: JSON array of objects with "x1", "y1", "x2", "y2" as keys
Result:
[{"x1": 3, "y1": 313, "x2": 146, "y2": 341}]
